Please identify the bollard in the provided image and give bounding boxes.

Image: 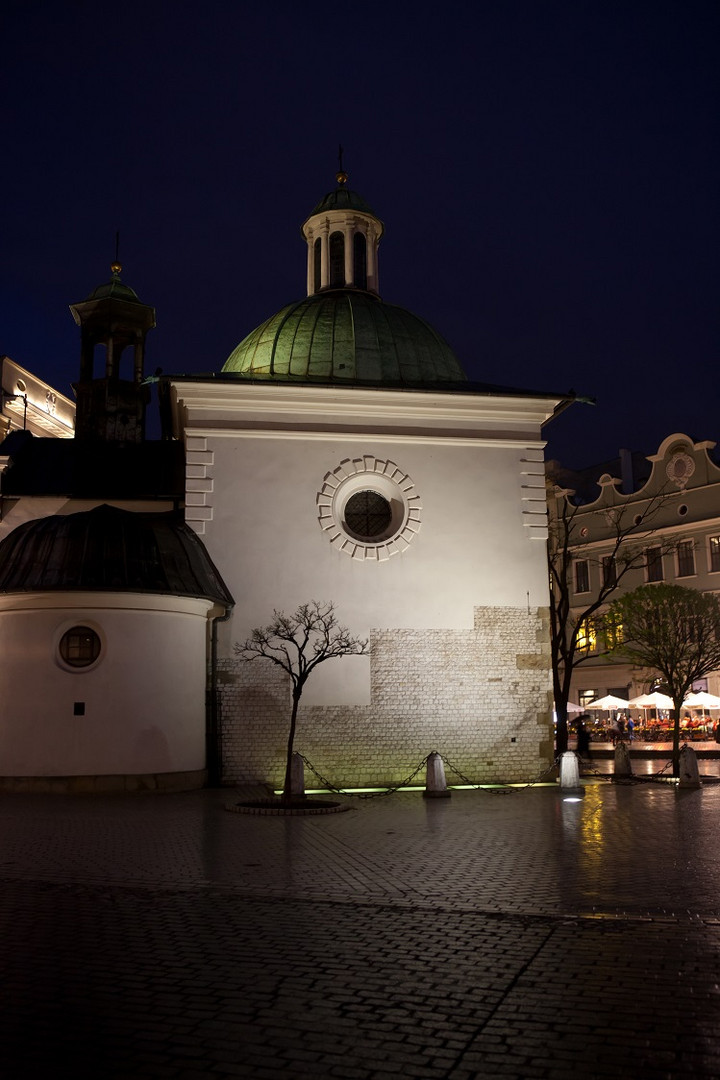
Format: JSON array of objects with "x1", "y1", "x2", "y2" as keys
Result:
[
  {"x1": 559, "y1": 751, "x2": 582, "y2": 793},
  {"x1": 614, "y1": 741, "x2": 633, "y2": 777},
  {"x1": 289, "y1": 752, "x2": 306, "y2": 797},
  {"x1": 424, "y1": 751, "x2": 451, "y2": 798},
  {"x1": 678, "y1": 744, "x2": 701, "y2": 789}
]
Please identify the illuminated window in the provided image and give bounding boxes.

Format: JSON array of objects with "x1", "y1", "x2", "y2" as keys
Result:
[
  {"x1": 579, "y1": 689, "x2": 597, "y2": 708},
  {"x1": 677, "y1": 540, "x2": 696, "y2": 578},
  {"x1": 574, "y1": 560, "x2": 589, "y2": 593},
  {"x1": 329, "y1": 232, "x2": 344, "y2": 287},
  {"x1": 646, "y1": 546, "x2": 664, "y2": 582},
  {"x1": 344, "y1": 490, "x2": 392, "y2": 541},
  {"x1": 313, "y1": 238, "x2": 321, "y2": 292},
  {"x1": 709, "y1": 536, "x2": 720, "y2": 573},
  {"x1": 576, "y1": 619, "x2": 597, "y2": 653},
  {"x1": 59, "y1": 626, "x2": 101, "y2": 668},
  {"x1": 604, "y1": 614, "x2": 624, "y2": 649},
  {"x1": 353, "y1": 233, "x2": 367, "y2": 289}
]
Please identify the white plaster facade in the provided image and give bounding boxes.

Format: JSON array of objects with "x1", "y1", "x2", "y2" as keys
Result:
[
  {"x1": 170, "y1": 379, "x2": 563, "y2": 786},
  {"x1": 0, "y1": 591, "x2": 217, "y2": 791}
]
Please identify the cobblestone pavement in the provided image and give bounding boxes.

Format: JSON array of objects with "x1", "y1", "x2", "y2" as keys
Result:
[{"x1": 2, "y1": 778, "x2": 720, "y2": 1078}]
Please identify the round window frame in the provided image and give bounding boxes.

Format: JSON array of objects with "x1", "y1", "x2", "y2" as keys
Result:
[
  {"x1": 317, "y1": 457, "x2": 422, "y2": 561},
  {"x1": 55, "y1": 622, "x2": 104, "y2": 673}
]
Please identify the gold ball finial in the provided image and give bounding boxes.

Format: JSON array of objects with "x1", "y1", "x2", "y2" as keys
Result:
[
  {"x1": 110, "y1": 261, "x2": 122, "y2": 276},
  {"x1": 336, "y1": 170, "x2": 348, "y2": 186}
]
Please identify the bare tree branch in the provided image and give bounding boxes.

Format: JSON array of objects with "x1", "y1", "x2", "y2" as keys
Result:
[
  {"x1": 235, "y1": 601, "x2": 369, "y2": 803},
  {"x1": 548, "y1": 476, "x2": 677, "y2": 753}
]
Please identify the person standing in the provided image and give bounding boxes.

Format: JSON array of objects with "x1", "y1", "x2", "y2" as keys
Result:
[{"x1": 576, "y1": 714, "x2": 591, "y2": 760}]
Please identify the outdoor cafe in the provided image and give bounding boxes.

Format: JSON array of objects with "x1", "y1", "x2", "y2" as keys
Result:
[{"x1": 572, "y1": 691, "x2": 720, "y2": 742}]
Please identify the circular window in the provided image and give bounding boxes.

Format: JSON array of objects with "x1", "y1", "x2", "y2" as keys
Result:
[
  {"x1": 59, "y1": 626, "x2": 101, "y2": 668},
  {"x1": 344, "y1": 490, "x2": 393, "y2": 540},
  {"x1": 15, "y1": 379, "x2": 26, "y2": 394},
  {"x1": 317, "y1": 456, "x2": 422, "y2": 561}
]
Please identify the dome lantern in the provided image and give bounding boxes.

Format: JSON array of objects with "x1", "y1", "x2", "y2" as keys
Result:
[{"x1": 301, "y1": 169, "x2": 384, "y2": 297}]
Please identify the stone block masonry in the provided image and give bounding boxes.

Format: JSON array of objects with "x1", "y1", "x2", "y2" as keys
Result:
[{"x1": 218, "y1": 606, "x2": 553, "y2": 789}]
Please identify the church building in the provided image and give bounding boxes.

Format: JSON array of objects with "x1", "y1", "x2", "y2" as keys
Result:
[{"x1": 0, "y1": 171, "x2": 571, "y2": 791}]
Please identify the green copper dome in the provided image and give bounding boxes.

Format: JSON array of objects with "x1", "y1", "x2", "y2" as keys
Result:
[{"x1": 223, "y1": 289, "x2": 467, "y2": 386}]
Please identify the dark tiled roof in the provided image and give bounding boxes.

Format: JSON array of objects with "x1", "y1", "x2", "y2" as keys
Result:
[{"x1": 0, "y1": 504, "x2": 233, "y2": 605}]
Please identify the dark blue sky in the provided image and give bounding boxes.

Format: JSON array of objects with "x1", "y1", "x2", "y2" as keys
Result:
[{"x1": 2, "y1": 0, "x2": 717, "y2": 467}]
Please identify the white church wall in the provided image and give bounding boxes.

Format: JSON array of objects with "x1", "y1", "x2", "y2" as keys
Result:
[
  {"x1": 219, "y1": 605, "x2": 553, "y2": 788},
  {"x1": 204, "y1": 433, "x2": 550, "y2": 646},
  {"x1": 174, "y1": 379, "x2": 559, "y2": 787},
  {"x1": 0, "y1": 593, "x2": 212, "y2": 785},
  {"x1": 199, "y1": 431, "x2": 553, "y2": 786}
]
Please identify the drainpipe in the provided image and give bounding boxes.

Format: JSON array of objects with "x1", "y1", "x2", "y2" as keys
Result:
[{"x1": 207, "y1": 604, "x2": 233, "y2": 788}]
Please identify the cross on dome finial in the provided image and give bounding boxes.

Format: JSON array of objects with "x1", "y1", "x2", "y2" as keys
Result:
[
  {"x1": 111, "y1": 231, "x2": 122, "y2": 276},
  {"x1": 336, "y1": 143, "x2": 348, "y2": 186}
]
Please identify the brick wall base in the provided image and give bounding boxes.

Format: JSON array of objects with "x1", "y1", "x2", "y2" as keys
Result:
[{"x1": 218, "y1": 606, "x2": 553, "y2": 788}]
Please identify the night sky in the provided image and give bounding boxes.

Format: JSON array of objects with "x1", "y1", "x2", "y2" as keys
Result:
[{"x1": 2, "y1": 0, "x2": 717, "y2": 467}]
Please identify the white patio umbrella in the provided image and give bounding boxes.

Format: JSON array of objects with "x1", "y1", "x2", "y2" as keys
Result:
[
  {"x1": 629, "y1": 692, "x2": 674, "y2": 710},
  {"x1": 683, "y1": 691, "x2": 720, "y2": 710},
  {"x1": 565, "y1": 701, "x2": 585, "y2": 713},
  {"x1": 584, "y1": 694, "x2": 630, "y2": 711}
]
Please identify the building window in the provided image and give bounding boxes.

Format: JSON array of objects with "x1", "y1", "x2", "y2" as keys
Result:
[
  {"x1": 603, "y1": 614, "x2": 624, "y2": 649},
  {"x1": 574, "y1": 559, "x2": 589, "y2": 594},
  {"x1": 579, "y1": 689, "x2": 597, "y2": 708},
  {"x1": 646, "y1": 546, "x2": 664, "y2": 583},
  {"x1": 576, "y1": 619, "x2": 597, "y2": 654},
  {"x1": 329, "y1": 231, "x2": 344, "y2": 287},
  {"x1": 602, "y1": 555, "x2": 616, "y2": 588},
  {"x1": 59, "y1": 626, "x2": 101, "y2": 668},
  {"x1": 344, "y1": 490, "x2": 393, "y2": 541},
  {"x1": 353, "y1": 232, "x2": 367, "y2": 289},
  {"x1": 677, "y1": 540, "x2": 696, "y2": 578},
  {"x1": 313, "y1": 237, "x2": 322, "y2": 292},
  {"x1": 709, "y1": 536, "x2": 720, "y2": 573}
]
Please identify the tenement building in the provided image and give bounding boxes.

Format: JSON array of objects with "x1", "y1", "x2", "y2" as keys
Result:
[{"x1": 548, "y1": 433, "x2": 720, "y2": 708}]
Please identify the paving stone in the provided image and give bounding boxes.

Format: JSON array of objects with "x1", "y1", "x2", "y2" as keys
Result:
[{"x1": 1, "y1": 782, "x2": 720, "y2": 1076}]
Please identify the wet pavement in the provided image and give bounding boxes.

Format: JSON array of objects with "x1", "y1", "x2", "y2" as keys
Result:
[{"x1": 2, "y1": 772, "x2": 720, "y2": 1078}]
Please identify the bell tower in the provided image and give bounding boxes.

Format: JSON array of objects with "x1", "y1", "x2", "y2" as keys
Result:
[{"x1": 70, "y1": 262, "x2": 155, "y2": 443}]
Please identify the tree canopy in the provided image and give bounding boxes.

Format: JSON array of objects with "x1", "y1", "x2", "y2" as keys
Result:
[{"x1": 604, "y1": 583, "x2": 720, "y2": 772}]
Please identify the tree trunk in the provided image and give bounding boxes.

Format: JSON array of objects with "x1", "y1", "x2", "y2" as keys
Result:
[
  {"x1": 282, "y1": 688, "x2": 302, "y2": 804},
  {"x1": 553, "y1": 664, "x2": 571, "y2": 756},
  {"x1": 671, "y1": 701, "x2": 682, "y2": 778}
]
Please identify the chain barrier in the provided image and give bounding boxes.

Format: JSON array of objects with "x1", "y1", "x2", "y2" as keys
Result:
[
  {"x1": 299, "y1": 743, "x2": 699, "y2": 798},
  {"x1": 299, "y1": 752, "x2": 560, "y2": 798},
  {"x1": 441, "y1": 753, "x2": 561, "y2": 795},
  {"x1": 580, "y1": 748, "x2": 683, "y2": 784},
  {"x1": 298, "y1": 753, "x2": 431, "y2": 799}
]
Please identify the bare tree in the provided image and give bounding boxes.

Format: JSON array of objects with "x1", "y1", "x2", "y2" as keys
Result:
[
  {"x1": 604, "y1": 584, "x2": 720, "y2": 775},
  {"x1": 235, "y1": 601, "x2": 368, "y2": 803},
  {"x1": 548, "y1": 481, "x2": 674, "y2": 754}
]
